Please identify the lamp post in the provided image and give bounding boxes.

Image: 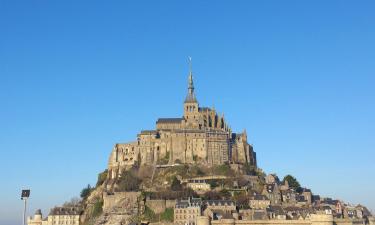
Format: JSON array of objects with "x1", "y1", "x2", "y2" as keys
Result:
[{"x1": 21, "y1": 189, "x2": 30, "y2": 225}]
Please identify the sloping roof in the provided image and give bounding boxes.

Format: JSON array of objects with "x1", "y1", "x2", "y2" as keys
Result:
[
  {"x1": 199, "y1": 107, "x2": 212, "y2": 112},
  {"x1": 156, "y1": 118, "x2": 183, "y2": 123},
  {"x1": 204, "y1": 200, "x2": 236, "y2": 206},
  {"x1": 211, "y1": 209, "x2": 233, "y2": 219},
  {"x1": 268, "y1": 205, "x2": 286, "y2": 215},
  {"x1": 140, "y1": 130, "x2": 158, "y2": 135},
  {"x1": 250, "y1": 194, "x2": 269, "y2": 200},
  {"x1": 49, "y1": 207, "x2": 82, "y2": 216}
]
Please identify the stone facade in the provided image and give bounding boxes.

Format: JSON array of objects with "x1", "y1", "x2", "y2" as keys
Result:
[
  {"x1": 28, "y1": 208, "x2": 82, "y2": 225},
  {"x1": 108, "y1": 70, "x2": 257, "y2": 180},
  {"x1": 174, "y1": 198, "x2": 203, "y2": 225}
]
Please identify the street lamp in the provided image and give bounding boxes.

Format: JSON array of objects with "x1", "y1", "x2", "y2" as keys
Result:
[{"x1": 21, "y1": 189, "x2": 30, "y2": 225}]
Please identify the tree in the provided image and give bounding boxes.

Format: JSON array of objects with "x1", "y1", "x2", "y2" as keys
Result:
[
  {"x1": 80, "y1": 184, "x2": 93, "y2": 199},
  {"x1": 203, "y1": 191, "x2": 221, "y2": 200},
  {"x1": 170, "y1": 176, "x2": 182, "y2": 191},
  {"x1": 283, "y1": 175, "x2": 301, "y2": 192},
  {"x1": 116, "y1": 170, "x2": 141, "y2": 192},
  {"x1": 207, "y1": 180, "x2": 219, "y2": 189},
  {"x1": 63, "y1": 197, "x2": 81, "y2": 207},
  {"x1": 96, "y1": 169, "x2": 108, "y2": 187}
]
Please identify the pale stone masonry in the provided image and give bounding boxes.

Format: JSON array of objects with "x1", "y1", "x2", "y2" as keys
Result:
[
  {"x1": 108, "y1": 69, "x2": 257, "y2": 180},
  {"x1": 27, "y1": 207, "x2": 81, "y2": 225}
]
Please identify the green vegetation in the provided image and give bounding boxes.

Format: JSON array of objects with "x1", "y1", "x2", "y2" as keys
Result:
[
  {"x1": 160, "y1": 208, "x2": 174, "y2": 222},
  {"x1": 96, "y1": 169, "x2": 108, "y2": 187},
  {"x1": 207, "y1": 180, "x2": 219, "y2": 189},
  {"x1": 143, "y1": 206, "x2": 157, "y2": 222},
  {"x1": 213, "y1": 164, "x2": 234, "y2": 176},
  {"x1": 80, "y1": 184, "x2": 93, "y2": 199},
  {"x1": 92, "y1": 199, "x2": 103, "y2": 218},
  {"x1": 158, "y1": 152, "x2": 170, "y2": 164},
  {"x1": 171, "y1": 176, "x2": 182, "y2": 191},
  {"x1": 219, "y1": 189, "x2": 232, "y2": 199},
  {"x1": 283, "y1": 175, "x2": 302, "y2": 192},
  {"x1": 189, "y1": 165, "x2": 205, "y2": 177},
  {"x1": 193, "y1": 155, "x2": 198, "y2": 162},
  {"x1": 243, "y1": 163, "x2": 256, "y2": 175},
  {"x1": 166, "y1": 164, "x2": 189, "y2": 177},
  {"x1": 116, "y1": 170, "x2": 142, "y2": 192}
]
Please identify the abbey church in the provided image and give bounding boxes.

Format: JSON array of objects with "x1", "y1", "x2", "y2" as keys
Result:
[{"x1": 107, "y1": 68, "x2": 257, "y2": 179}]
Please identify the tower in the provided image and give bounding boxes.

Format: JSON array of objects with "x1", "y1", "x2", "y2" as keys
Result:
[{"x1": 184, "y1": 58, "x2": 199, "y2": 122}]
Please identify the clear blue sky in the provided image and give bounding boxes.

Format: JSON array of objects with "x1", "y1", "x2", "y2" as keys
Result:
[{"x1": 1, "y1": 1, "x2": 374, "y2": 224}]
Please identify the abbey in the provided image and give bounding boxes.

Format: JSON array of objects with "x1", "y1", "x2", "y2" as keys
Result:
[{"x1": 107, "y1": 68, "x2": 257, "y2": 179}]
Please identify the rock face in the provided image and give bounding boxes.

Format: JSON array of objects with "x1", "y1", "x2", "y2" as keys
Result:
[
  {"x1": 107, "y1": 71, "x2": 257, "y2": 181},
  {"x1": 87, "y1": 191, "x2": 142, "y2": 225}
]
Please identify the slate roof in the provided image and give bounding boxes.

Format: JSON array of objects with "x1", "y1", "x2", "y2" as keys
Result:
[
  {"x1": 156, "y1": 118, "x2": 183, "y2": 123},
  {"x1": 268, "y1": 205, "x2": 286, "y2": 215},
  {"x1": 211, "y1": 209, "x2": 233, "y2": 220},
  {"x1": 199, "y1": 107, "x2": 212, "y2": 112},
  {"x1": 250, "y1": 194, "x2": 269, "y2": 200},
  {"x1": 204, "y1": 200, "x2": 236, "y2": 206},
  {"x1": 49, "y1": 207, "x2": 82, "y2": 216},
  {"x1": 140, "y1": 130, "x2": 158, "y2": 134},
  {"x1": 175, "y1": 198, "x2": 202, "y2": 208}
]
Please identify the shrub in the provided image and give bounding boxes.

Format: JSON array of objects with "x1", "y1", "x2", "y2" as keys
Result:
[
  {"x1": 80, "y1": 184, "x2": 93, "y2": 199},
  {"x1": 190, "y1": 165, "x2": 205, "y2": 177},
  {"x1": 243, "y1": 163, "x2": 256, "y2": 175},
  {"x1": 171, "y1": 176, "x2": 182, "y2": 191},
  {"x1": 213, "y1": 164, "x2": 233, "y2": 176},
  {"x1": 203, "y1": 191, "x2": 222, "y2": 200},
  {"x1": 283, "y1": 175, "x2": 301, "y2": 192},
  {"x1": 92, "y1": 199, "x2": 103, "y2": 218},
  {"x1": 207, "y1": 180, "x2": 219, "y2": 189},
  {"x1": 116, "y1": 170, "x2": 141, "y2": 192},
  {"x1": 96, "y1": 169, "x2": 108, "y2": 187},
  {"x1": 143, "y1": 206, "x2": 156, "y2": 222},
  {"x1": 160, "y1": 208, "x2": 174, "y2": 222}
]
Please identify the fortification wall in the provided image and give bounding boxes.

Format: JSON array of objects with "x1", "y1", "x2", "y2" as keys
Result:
[
  {"x1": 146, "y1": 199, "x2": 166, "y2": 214},
  {"x1": 208, "y1": 215, "x2": 336, "y2": 225},
  {"x1": 145, "y1": 199, "x2": 176, "y2": 214}
]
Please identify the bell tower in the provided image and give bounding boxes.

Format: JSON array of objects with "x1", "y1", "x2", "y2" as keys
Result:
[{"x1": 184, "y1": 57, "x2": 199, "y2": 121}]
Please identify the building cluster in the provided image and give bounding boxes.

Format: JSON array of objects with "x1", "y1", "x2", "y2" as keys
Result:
[
  {"x1": 28, "y1": 68, "x2": 374, "y2": 225},
  {"x1": 107, "y1": 71, "x2": 257, "y2": 183},
  {"x1": 28, "y1": 207, "x2": 82, "y2": 225},
  {"x1": 169, "y1": 173, "x2": 373, "y2": 225}
]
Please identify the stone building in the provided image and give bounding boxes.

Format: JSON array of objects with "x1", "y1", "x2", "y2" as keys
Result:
[
  {"x1": 47, "y1": 207, "x2": 82, "y2": 225},
  {"x1": 107, "y1": 68, "x2": 257, "y2": 180},
  {"x1": 27, "y1": 207, "x2": 82, "y2": 225},
  {"x1": 174, "y1": 198, "x2": 203, "y2": 225},
  {"x1": 249, "y1": 195, "x2": 271, "y2": 209},
  {"x1": 27, "y1": 209, "x2": 47, "y2": 225}
]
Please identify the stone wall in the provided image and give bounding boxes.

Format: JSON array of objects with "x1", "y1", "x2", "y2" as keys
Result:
[
  {"x1": 146, "y1": 200, "x2": 166, "y2": 214},
  {"x1": 145, "y1": 199, "x2": 176, "y2": 214},
  {"x1": 205, "y1": 215, "x2": 368, "y2": 225}
]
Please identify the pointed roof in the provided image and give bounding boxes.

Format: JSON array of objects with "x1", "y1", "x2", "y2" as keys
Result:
[{"x1": 184, "y1": 57, "x2": 198, "y2": 103}]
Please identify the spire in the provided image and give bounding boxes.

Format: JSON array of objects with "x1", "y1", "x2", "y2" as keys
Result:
[{"x1": 185, "y1": 57, "x2": 197, "y2": 103}]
